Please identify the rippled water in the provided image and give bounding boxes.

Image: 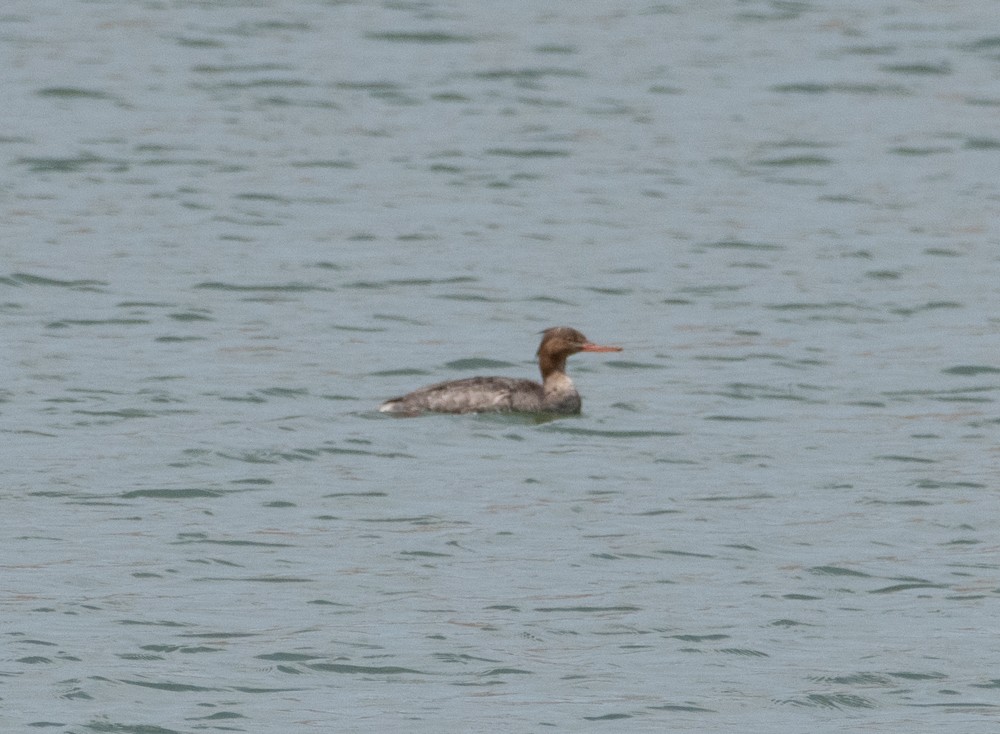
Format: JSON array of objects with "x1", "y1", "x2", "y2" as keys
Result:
[{"x1": 5, "y1": 1, "x2": 1000, "y2": 732}]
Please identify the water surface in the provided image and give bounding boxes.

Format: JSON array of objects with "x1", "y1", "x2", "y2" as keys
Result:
[{"x1": 4, "y1": 2, "x2": 1000, "y2": 732}]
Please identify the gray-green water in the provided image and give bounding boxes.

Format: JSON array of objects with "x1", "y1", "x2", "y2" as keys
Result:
[{"x1": 5, "y1": 2, "x2": 1000, "y2": 732}]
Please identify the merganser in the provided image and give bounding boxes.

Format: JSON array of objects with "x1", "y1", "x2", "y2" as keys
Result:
[{"x1": 378, "y1": 327, "x2": 622, "y2": 416}]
